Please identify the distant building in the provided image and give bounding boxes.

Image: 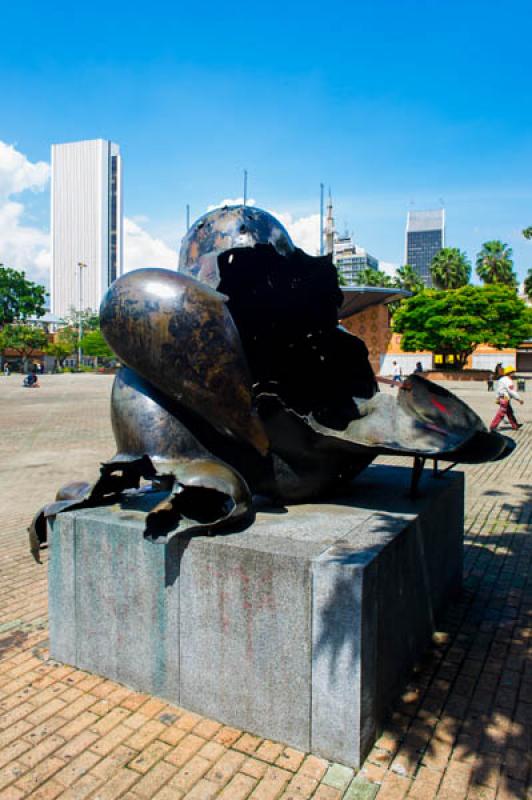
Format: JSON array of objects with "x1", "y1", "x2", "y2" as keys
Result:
[
  {"x1": 51, "y1": 139, "x2": 123, "y2": 317},
  {"x1": 405, "y1": 209, "x2": 445, "y2": 287},
  {"x1": 334, "y1": 236, "x2": 379, "y2": 284},
  {"x1": 324, "y1": 194, "x2": 379, "y2": 284}
]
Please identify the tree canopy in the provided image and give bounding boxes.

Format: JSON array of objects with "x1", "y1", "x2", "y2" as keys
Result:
[
  {"x1": 522, "y1": 227, "x2": 532, "y2": 240},
  {"x1": 429, "y1": 248, "x2": 471, "y2": 289},
  {"x1": 80, "y1": 329, "x2": 114, "y2": 360},
  {"x1": 393, "y1": 285, "x2": 532, "y2": 370},
  {"x1": 45, "y1": 338, "x2": 74, "y2": 366},
  {"x1": 353, "y1": 267, "x2": 393, "y2": 287},
  {"x1": 394, "y1": 264, "x2": 425, "y2": 294},
  {"x1": 524, "y1": 269, "x2": 532, "y2": 301},
  {"x1": 476, "y1": 240, "x2": 517, "y2": 286},
  {"x1": 0, "y1": 266, "x2": 47, "y2": 328},
  {"x1": 0, "y1": 324, "x2": 48, "y2": 364}
]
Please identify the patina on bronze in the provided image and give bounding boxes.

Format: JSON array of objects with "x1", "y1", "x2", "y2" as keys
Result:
[{"x1": 30, "y1": 204, "x2": 514, "y2": 559}]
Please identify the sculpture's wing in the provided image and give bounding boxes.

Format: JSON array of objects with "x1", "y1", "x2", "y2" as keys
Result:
[{"x1": 100, "y1": 269, "x2": 268, "y2": 455}]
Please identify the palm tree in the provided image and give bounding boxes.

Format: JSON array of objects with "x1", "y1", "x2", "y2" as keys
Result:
[
  {"x1": 430, "y1": 248, "x2": 471, "y2": 289},
  {"x1": 522, "y1": 227, "x2": 532, "y2": 240},
  {"x1": 524, "y1": 269, "x2": 532, "y2": 301},
  {"x1": 476, "y1": 240, "x2": 517, "y2": 286},
  {"x1": 394, "y1": 264, "x2": 425, "y2": 294},
  {"x1": 353, "y1": 268, "x2": 393, "y2": 287}
]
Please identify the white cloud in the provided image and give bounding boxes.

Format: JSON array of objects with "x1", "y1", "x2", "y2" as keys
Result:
[
  {"x1": 123, "y1": 217, "x2": 177, "y2": 272},
  {"x1": 0, "y1": 142, "x2": 51, "y2": 285},
  {"x1": 379, "y1": 260, "x2": 399, "y2": 277},
  {"x1": 0, "y1": 141, "x2": 49, "y2": 202},
  {"x1": 270, "y1": 210, "x2": 321, "y2": 256}
]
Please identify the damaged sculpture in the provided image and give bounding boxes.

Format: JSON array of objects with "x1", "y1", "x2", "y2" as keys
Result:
[{"x1": 30, "y1": 205, "x2": 514, "y2": 560}]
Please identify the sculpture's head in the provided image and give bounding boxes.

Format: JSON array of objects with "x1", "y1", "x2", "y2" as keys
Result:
[{"x1": 179, "y1": 205, "x2": 295, "y2": 288}]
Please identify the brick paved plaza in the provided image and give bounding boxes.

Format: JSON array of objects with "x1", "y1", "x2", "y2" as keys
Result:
[{"x1": 0, "y1": 374, "x2": 530, "y2": 800}]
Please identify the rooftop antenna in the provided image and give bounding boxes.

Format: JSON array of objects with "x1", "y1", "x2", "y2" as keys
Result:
[
  {"x1": 319, "y1": 183, "x2": 324, "y2": 255},
  {"x1": 243, "y1": 170, "x2": 248, "y2": 206},
  {"x1": 186, "y1": 204, "x2": 190, "y2": 231}
]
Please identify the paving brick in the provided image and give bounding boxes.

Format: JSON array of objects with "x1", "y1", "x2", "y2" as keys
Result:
[
  {"x1": 128, "y1": 740, "x2": 173, "y2": 774},
  {"x1": 125, "y1": 720, "x2": 167, "y2": 751},
  {"x1": 18, "y1": 734, "x2": 66, "y2": 768},
  {"x1": 275, "y1": 747, "x2": 305, "y2": 772},
  {"x1": 13, "y1": 757, "x2": 66, "y2": 794},
  {"x1": 158, "y1": 725, "x2": 187, "y2": 747},
  {"x1": 285, "y1": 770, "x2": 319, "y2": 798},
  {"x1": 89, "y1": 745, "x2": 138, "y2": 780},
  {"x1": 311, "y1": 786, "x2": 341, "y2": 800},
  {"x1": 0, "y1": 763, "x2": 26, "y2": 793},
  {"x1": 53, "y1": 750, "x2": 101, "y2": 786},
  {"x1": 343, "y1": 781, "x2": 379, "y2": 800},
  {"x1": 128, "y1": 760, "x2": 175, "y2": 798},
  {"x1": 217, "y1": 772, "x2": 257, "y2": 799},
  {"x1": 248, "y1": 765, "x2": 291, "y2": 799},
  {"x1": 193, "y1": 719, "x2": 222, "y2": 739},
  {"x1": 197, "y1": 740, "x2": 226, "y2": 762},
  {"x1": 322, "y1": 763, "x2": 354, "y2": 790},
  {"x1": 298, "y1": 755, "x2": 329, "y2": 781},
  {"x1": 174, "y1": 779, "x2": 215, "y2": 799},
  {"x1": 205, "y1": 749, "x2": 246, "y2": 786},
  {"x1": 241, "y1": 758, "x2": 269, "y2": 780},
  {"x1": 89, "y1": 767, "x2": 140, "y2": 800},
  {"x1": 0, "y1": 786, "x2": 25, "y2": 800},
  {"x1": 373, "y1": 771, "x2": 410, "y2": 799},
  {"x1": 24, "y1": 778, "x2": 64, "y2": 800},
  {"x1": 0, "y1": 740, "x2": 32, "y2": 770},
  {"x1": 255, "y1": 741, "x2": 285, "y2": 764},
  {"x1": 89, "y1": 723, "x2": 132, "y2": 756},
  {"x1": 234, "y1": 733, "x2": 263, "y2": 755},
  {"x1": 164, "y1": 734, "x2": 205, "y2": 768},
  {"x1": 214, "y1": 726, "x2": 242, "y2": 747}
]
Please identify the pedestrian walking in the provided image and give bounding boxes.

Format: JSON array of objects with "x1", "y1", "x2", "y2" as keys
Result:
[
  {"x1": 490, "y1": 366, "x2": 524, "y2": 431},
  {"x1": 392, "y1": 361, "x2": 403, "y2": 384},
  {"x1": 3, "y1": 364, "x2": 9, "y2": 377}
]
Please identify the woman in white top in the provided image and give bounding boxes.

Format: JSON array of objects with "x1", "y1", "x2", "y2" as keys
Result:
[{"x1": 490, "y1": 366, "x2": 524, "y2": 431}]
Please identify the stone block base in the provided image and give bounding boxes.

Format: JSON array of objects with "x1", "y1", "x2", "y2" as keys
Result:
[{"x1": 49, "y1": 464, "x2": 464, "y2": 767}]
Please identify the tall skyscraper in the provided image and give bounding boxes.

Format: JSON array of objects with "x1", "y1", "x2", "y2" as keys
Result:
[
  {"x1": 51, "y1": 139, "x2": 123, "y2": 317},
  {"x1": 405, "y1": 209, "x2": 445, "y2": 287}
]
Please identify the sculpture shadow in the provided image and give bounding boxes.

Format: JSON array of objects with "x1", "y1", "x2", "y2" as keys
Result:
[{"x1": 357, "y1": 498, "x2": 531, "y2": 794}]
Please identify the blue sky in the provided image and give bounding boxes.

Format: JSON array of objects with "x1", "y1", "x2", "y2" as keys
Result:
[{"x1": 1, "y1": 0, "x2": 531, "y2": 283}]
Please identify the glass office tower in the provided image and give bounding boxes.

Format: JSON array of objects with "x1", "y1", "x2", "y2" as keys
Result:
[{"x1": 405, "y1": 209, "x2": 445, "y2": 287}]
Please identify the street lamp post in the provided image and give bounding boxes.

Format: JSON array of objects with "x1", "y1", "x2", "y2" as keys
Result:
[{"x1": 77, "y1": 262, "x2": 87, "y2": 367}]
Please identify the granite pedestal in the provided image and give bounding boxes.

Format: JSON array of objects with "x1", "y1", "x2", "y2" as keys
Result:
[{"x1": 48, "y1": 464, "x2": 464, "y2": 767}]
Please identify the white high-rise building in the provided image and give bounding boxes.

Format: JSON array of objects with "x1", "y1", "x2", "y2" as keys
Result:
[{"x1": 51, "y1": 139, "x2": 123, "y2": 317}]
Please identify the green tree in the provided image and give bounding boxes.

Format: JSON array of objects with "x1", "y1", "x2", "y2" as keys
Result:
[
  {"x1": 476, "y1": 240, "x2": 517, "y2": 286},
  {"x1": 353, "y1": 267, "x2": 393, "y2": 287},
  {"x1": 522, "y1": 227, "x2": 532, "y2": 240},
  {"x1": 0, "y1": 324, "x2": 48, "y2": 371},
  {"x1": 80, "y1": 329, "x2": 114, "y2": 361},
  {"x1": 336, "y1": 269, "x2": 347, "y2": 287},
  {"x1": 45, "y1": 329, "x2": 75, "y2": 369},
  {"x1": 0, "y1": 266, "x2": 47, "y2": 328},
  {"x1": 393, "y1": 285, "x2": 532, "y2": 370},
  {"x1": 524, "y1": 269, "x2": 532, "y2": 301},
  {"x1": 429, "y1": 248, "x2": 471, "y2": 289},
  {"x1": 394, "y1": 264, "x2": 425, "y2": 294}
]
